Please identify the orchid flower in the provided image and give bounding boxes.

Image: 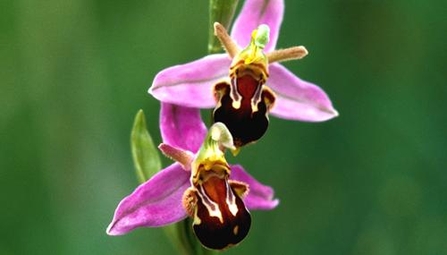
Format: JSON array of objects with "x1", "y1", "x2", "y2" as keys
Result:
[
  {"x1": 106, "y1": 103, "x2": 278, "y2": 250},
  {"x1": 150, "y1": 0, "x2": 338, "y2": 147}
]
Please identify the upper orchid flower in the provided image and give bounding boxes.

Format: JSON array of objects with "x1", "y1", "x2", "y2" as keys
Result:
[
  {"x1": 106, "y1": 103, "x2": 278, "y2": 250},
  {"x1": 150, "y1": 0, "x2": 338, "y2": 147}
]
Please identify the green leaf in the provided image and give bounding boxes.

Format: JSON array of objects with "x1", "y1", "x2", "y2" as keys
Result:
[
  {"x1": 208, "y1": 0, "x2": 239, "y2": 54},
  {"x1": 131, "y1": 109, "x2": 161, "y2": 183}
]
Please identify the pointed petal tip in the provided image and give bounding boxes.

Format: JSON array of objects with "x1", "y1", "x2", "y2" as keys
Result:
[
  {"x1": 147, "y1": 86, "x2": 154, "y2": 96},
  {"x1": 267, "y1": 198, "x2": 280, "y2": 209},
  {"x1": 106, "y1": 223, "x2": 120, "y2": 236},
  {"x1": 246, "y1": 194, "x2": 280, "y2": 211},
  {"x1": 267, "y1": 64, "x2": 339, "y2": 122},
  {"x1": 104, "y1": 164, "x2": 190, "y2": 235},
  {"x1": 248, "y1": 195, "x2": 280, "y2": 210},
  {"x1": 321, "y1": 106, "x2": 340, "y2": 121},
  {"x1": 230, "y1": 165, "x2": 279, "y2": 211},
  {"x1": 271, "y1": 103, "x2": 339, "y2": 122},
  {"x1": 315, "y1": 106, "x2": 339, "y2": 122},
  {"x1": 332, "y1": 108, "x2": 340, "y2": 118}
]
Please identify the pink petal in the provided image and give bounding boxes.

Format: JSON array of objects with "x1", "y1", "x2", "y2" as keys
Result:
[
  {"x1": 230, "y1": 165, "x2": 279, "y2": 210},
  {"x1": 106, "y1": 163, "x2": 190, "y2": 235},
  {"x1": 149, "y1": 54, "x2": 230, "y2": 108},
  {"x1": 160, "y1": 103, "x2": 207, "y2": 153},
  {"x1": 231, "y1": 0, "x2": 284, "y2": 52},
  {"x1": 268, "y1": 63, "x2": 339, "y2": 121}
]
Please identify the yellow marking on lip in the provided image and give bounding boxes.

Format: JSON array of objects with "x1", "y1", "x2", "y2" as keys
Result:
[{"x1": 233, "y1": 225, "x2": 239, "y2": 235}]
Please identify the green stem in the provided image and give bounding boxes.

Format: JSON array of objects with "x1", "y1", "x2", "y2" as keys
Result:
[
  {"x1": 208, "y1": 0, "x2": 239, "y2": 53},
  {"x1": 165, "y1": 219, "x2": 216, "y2": 255}
]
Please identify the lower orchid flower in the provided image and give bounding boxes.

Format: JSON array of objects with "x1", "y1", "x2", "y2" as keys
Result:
[{"x1": 106, "y1": 103, "x2": 279, "y2": 250}]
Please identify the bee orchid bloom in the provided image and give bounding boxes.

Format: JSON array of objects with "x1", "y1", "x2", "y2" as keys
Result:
[
  {"x1": 149, "y1": 0, "x2": 338, "y2": 147},
  {"x1": 106, "y1": 103, "x2": 278, "y2": 250}
]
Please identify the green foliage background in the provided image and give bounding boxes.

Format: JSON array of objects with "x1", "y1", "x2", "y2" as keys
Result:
[{"x1": 1, "y1": 0, "x2": 446, "y2": 254}]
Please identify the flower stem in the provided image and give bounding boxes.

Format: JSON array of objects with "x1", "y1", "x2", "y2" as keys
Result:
[
  {"x1": 208, "y1": 0, "x2": 239, "y2": 54},
  {"x1": 165, "y1": 219, "x2": 215, "y2": 255}
]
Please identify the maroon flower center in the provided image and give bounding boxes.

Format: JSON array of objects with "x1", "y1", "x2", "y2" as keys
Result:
[{"x1": 192, "y1": 174, "x2": 251, "y2": 250}]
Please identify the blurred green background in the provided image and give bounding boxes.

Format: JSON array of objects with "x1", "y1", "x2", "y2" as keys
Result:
[{"x1": 1, "y1": 0, "x2": 446, "y2": 254}]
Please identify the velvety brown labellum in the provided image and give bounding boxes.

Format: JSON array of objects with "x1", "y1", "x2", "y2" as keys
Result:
[
  {"x1": 192, "y1": 175, "x2": 251, "y2": 250},
  {"x1": 213, "y1": 77, "x2": 275, "y2": 147}
]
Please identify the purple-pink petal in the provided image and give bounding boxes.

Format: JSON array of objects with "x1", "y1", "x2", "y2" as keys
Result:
[
  {"x1": 231, "y1": 0, "x2": 284, "y2": 52},
  {"x1": 106, "y1": 163, "x2": 190, "y2": 235},
  {"x1": 160, "y1": 103, "x2": 207, "y2": 153},
  {"x1": 268, "y1": 63, "x2": 339, "y2": 121},
  {"x1": 230, "y1": 164, "x2": 279, "y2": 210},
  {"x1": 149, "y1": 54, "x2": 230, "y2": 108}
]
